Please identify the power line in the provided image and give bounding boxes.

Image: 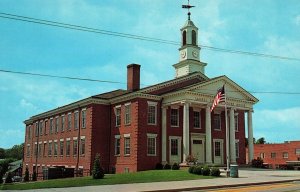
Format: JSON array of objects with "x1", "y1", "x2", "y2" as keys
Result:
[
  {"x1": 1, "y1": 69, "x2": 300, "y2": 95},
  {"x1": 0, "y1": 12, "x2": 299, "y2": 61}
]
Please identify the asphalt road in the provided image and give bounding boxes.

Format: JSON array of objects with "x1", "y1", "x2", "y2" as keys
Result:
[{"x1": 194, "y1": 181, "x2": 300, "y2": 192}]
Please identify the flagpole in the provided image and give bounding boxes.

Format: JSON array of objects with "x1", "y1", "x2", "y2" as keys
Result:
[{"x1": 224, "y1": 84, "x2": 230, "y2": 177}]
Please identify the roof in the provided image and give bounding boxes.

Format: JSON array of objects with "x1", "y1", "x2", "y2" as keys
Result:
[{"x1": 92, "y1": 89, "x2": 128, "y2": 99}]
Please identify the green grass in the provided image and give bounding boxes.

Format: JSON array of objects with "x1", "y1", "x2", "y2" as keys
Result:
[{"x1": 1, "y1": 169, "x2": 214, "y2": 190}]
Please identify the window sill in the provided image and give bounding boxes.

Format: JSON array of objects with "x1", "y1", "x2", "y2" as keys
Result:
[
  {"x1": 147, "y1": 154, "x2": 156, "y2": 157},
  {"x1": 114, "y1": 154, "x2": 120, "y2": 157},
  {"x1": 124, "y1": 154, "x2": 131, "y2": 157},
  {"x1": 193, "y1": 127, "x2": 201, "y2": 129},
  {"x1": 214, "y1": 129, "x2": 221, "y2": 131},
  {"x1": 147, "y1": 123, "x2": 157, "y2": 126},
  {"x1": 171, "y1": 125, "x2": 179, "y2": 128},
  {"x1": 124, "y1": 123, "x2": 131, "y2": 126}
]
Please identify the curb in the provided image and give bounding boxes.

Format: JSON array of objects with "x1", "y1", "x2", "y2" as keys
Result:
[{"x1": 142, "y1": 179, "x2": 300, "y2": 192}]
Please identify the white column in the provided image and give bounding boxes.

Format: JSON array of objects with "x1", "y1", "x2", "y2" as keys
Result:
[
  {"x1": 248, "y1": 111, "x2": 254, "y2": 163},
  {"x1": 230, "y1": 108, "x2": 236, "y2": 164},
  {"x1": 205, "y1": 105, "x2": 212, "y2": 164},
  {"x1": 183, "y1": 102, "x2": 190, "y2": 163},
  {"x1": 161, "y1": 106, "x2": 167, "y2": 164}
]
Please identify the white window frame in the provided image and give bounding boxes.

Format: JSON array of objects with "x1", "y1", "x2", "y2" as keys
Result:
[
  {"x1": 61, "y1": 115, "x2": 65, "y2": 132},
  {"x1": 147, "y1": 101, "x2": 157, "y2": 125},
  {"x1": 170, "y1": 107, "x2": 179, "y2": 127},
  {"x1": 74, "y1": 111, "x2": 79, "y2": 130},
  {"x1": 124, "y1": 103, "x2": 131, "y2": 125},
  {"x1": 147, "y1": 133, "x2": 157, "y2": 156},
  {"x1": 67, "y1": 113, "x2": 72, "y2": 130},
  {"x1": 115, "y1": 105, "x2": 121, "y2": 127},
  {"x1": 55, "y1": 116, "x2": 59, "y2": 133},
  {"x1": 271, "y1": 152, "x2": 276, "y2": 158},
  {"x1": 81, "y1": 109, "x2": 86, "y2": 129},
  {"x1": 260, "y1": 152, "x2": 265, "y2": 159},
  {"x1": 296, "y1": 149, "x2": 300, "y2": 155},
  {"x1": 39, "y1": 121, "x2": 43, "y2": 136},
  {"x1": 73, "y1": 138, "x2": 78, "y2": 156},
  {"x1": 193, "y1": 109, "x2": 201, "y2": 129},
  {"x1": 26, "y1": 144, "x2": 30, "y2": 157},
  {"x1": 283, "y1": 152, "x2": 288, "y2": 159},
  {"x1": 124, "y1": 134, "x2": 131, "y2": 156},
  {"x1": 115, "y1": 135, "x2": 121, "y2": 156},
  {"x1": 80, "y1": 136, "x2": 86, "y2": 156},
  {"x1": 213, "y1": 113, "x2": 221, "y2": 131},
  {"x1": 50, "y1": 118, "x2": 53, "y2": 134}
]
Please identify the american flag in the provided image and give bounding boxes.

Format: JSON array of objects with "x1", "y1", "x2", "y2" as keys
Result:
[{"x1": 210, "y1": 85, "x2": 226, "y2": 112}]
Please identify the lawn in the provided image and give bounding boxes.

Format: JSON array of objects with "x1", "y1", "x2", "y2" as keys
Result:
[{"x1": 1, "y1": 169, "x2": 214, "y2": 190}]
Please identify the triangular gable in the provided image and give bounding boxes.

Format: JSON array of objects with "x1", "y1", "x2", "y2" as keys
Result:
[{"x1": 188, "y1": 76, "x2": 259, "y2": 103}]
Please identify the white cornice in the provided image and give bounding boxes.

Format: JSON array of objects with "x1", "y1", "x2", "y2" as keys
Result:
[{"x1": 110, "y1": 93, "x2": 161, "y2": 104}]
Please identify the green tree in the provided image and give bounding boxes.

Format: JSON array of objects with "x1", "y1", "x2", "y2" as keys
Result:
[
  {"x1": 92, "y1": 154, "x2": 104, "y2": 179},
  {"x1": 0, "y1": 148, "x2": 5, "y2": 159},
  {"x1": 0, "y1": 159, "x2": 15, "y2": 183},
  {"x1": 256, "y1": 137, "x2": 266, "y2": 144},
  {"x1": 32, "y1": 171, "x2": 37, "y2": 181},
  {"x1": 24, "y1": 167, "x2": 29, "y2": 182},
  {"x1": 5, "y1": 143, "x2": 24, "y2": 160}
]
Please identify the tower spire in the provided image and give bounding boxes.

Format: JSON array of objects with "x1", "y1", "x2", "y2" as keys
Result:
[{"x1": 182, "y1": 0, "x2": 195, "y2": 20}]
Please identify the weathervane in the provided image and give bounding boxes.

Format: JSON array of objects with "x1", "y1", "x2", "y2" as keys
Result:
[{"x1": 182, "y1": 0, "x2": 195, "y2": 20}]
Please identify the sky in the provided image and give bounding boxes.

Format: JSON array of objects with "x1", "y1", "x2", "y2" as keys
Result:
[{"x1": 0, "y1": 0, "x2": 299, "y2": 149}]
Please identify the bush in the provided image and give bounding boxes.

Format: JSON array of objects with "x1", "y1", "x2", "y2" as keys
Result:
[
  {"x1": 155, "y1": 163, "x2": 163, "y2": 170},
  {"x1": 24, "y1": 167, "x2": 29, "y2": 182},
  {"x1": 5, "y1": 172, "x2": 13, "y2": 184},
  {"x1": 185, "y1": 155, "x2": 197, "y2": 164},
  {"x1": 202, "y1": 166, "x2": 210, "y2": 176},
  {"x1": 251, "y1": 157, "x2": 264, "y2": 168},
  {"x1": 32, "y1": 171, "x2": 37, "y2": 181},
  {"x1": 163, "y1": 163, "x2": 171, "y2": 170},
  {"x1": 171, "y1": 163, "x2": 180, "y2": 170},
  {"x1": 92, "y1": 154, "x2": 104, "y2": 179},
  {"x1": 210, "y1": 167, "x2": 221, "y2": 177},
  {"x1": 188, "y1": 166, "x2": 195, "y2": 174},
  {"x1": 193, "y1": 166, "x2": 202, "y2": 175}
]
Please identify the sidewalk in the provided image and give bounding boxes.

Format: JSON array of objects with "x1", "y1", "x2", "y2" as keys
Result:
[{"x1": 5, "y1": 168, "x2": 300, "y2": 192}]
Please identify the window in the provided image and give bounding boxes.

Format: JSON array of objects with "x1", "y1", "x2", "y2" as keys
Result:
[
  {"x1": 171, "y1": 139, "x2": 178, "y2": 156},
  {"x1": 296, "y1": 149, "x2": 300, "y2": 155},
  {"x1": 50, "y1": 118, "x2": 53, "y2": 134},
  {"x1": 235, "y1": 115, "x2": 239, "y2": 131},
  {"x1": 44, "y1": 120, "x2": 47, "y2": 135},
  {"x1": 81, "y1": 109, "x2": 86, "y2": 128},
  {"x1": 54, "y1": 142, "x2": 58, "y2": 156},
  {"x1": 73, "y1": 139, "x2": 78, "y2": 156},
  {"x1": 182, "y1": 30, "x2": 186, "y2": 46},
  {"x1": 38, "y1": 143, "x2": 42, "y2": 157},
  {"x1": 66, "y1": 140, "x2": 70, "y2": 156},
  {"x1": 235, "y1": 140, "x2": 239, "y2": 158},
  {"x1": 48, "y1": 142, "x2": 52, "y2": 156},
  {"x1": 61, "y1": 115, "x2": 65, "y2": 132},
  {"x1": 271, "y1": 152, "x2": 276, "y2": 158},
  {"x1": 74, "y1": 111, "x2": 79, "y2": 130},
  {"x1": 43, "y1": 143, "x2": 46, "y2": 157},
  {"x1": 34, "y1": 143, "x2": 37, "y2": 157},
  {"x1": 39, "y1": 121, "x2": 43, "y2": 135},
  {"x1": 115, "y1": 136, "x2": 120, "y2": 156},
  {"x1": 35, "y1": 122, "x2": 39, "y2": 136},
  {"x1": 192, "y1": 30, "x2": 196, "y2": 45},
  {"x1": 147, "y1": 102, "x2": 157, "y2": 125},
  {"x1": 193, "y1": 111, "x2": 201, "y2": 128},
  {"x1": 26, "y1": 144, "x2": 30, "y2": 157},
  {"x1": 170, "y1": 108, "x2": 179, "y2": 127},
  {"x1": 60, "y1": 140, "x2": 64, "y2": 156},
  {"x1": 260, "y1": 153, "x2": 265, "y2": 159},
  {"x1": 213, "y1": 114, "x2": 221, "y2": 130},
  {"x1": 124, "y1": 137, "x2": 130, "y2": 155},
  {"x1": 147, "y1": 134, "x2": 157, "y2": 156},
  {"x1": 80, "y1": 138, "x2": 85, "y2": 155},
  {"x1": 28, "y1": 126, "x2": 32, "y2": 139},
  {"x1": 67, "y1": 113, "x2": 72, "y2": 130},
  {"x1": 125, "y1": 104, "x2": 131, "y2": 125},
  {"x1": 55, "y1": 117, "x2": 59, "y2": 133},
  {"x1": 283, "y1": 152, "x2": 288, "y2": 159},
  {"x1": 215, "y1": 141, "x2": 221, "y2": 157},
  {"x1": 115, "y1": 106, "x2": 121, "y2": 126}
]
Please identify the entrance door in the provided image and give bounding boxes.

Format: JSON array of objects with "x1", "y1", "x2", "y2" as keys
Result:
[
  {"x1": 169, "y1": 137, "x2": 181, "y2": 164},
  {"x1": 192, "y1": 139, "x2": 204, "y2": 164},
  {"x1": 214, "y1": 139, "x2": 223, "y2": 164}
]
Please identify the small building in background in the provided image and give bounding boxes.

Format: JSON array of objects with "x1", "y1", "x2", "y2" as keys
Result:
[{"x1": 253, "y1": 141, "x2": 300, "y2": 169}]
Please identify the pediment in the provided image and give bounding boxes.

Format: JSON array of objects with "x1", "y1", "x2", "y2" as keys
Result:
[{"x1": 188, "y1": 76, "x2": 258, "y2": 103}]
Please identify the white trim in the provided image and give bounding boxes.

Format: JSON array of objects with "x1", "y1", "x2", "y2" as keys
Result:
[
  {"x1": 54, "y1": 139, "x2": 57, "y2": 142},
  {"x1": 79, "y1": 166, "x2": 83, "y2": 169},
  {"x1": 34, "y1": 142, "x2": 37, "y2": 144},
  {"x1": 49, "y1": 140, "x2": 52, "y2": 143},
  {"x1": 39, "y1": 141, "x2": 42, "y2": 144},
  {"x1": 171, "y1": 105, "x2": 180, "y2": 109},
  {"x1": 124, "y1": 133, "x2": 130, "y2": 138},
  {"x1": 147, "y1": 101, "x2": 158, "y2": 106},
  {"x1": 125, "y1": 102, "x2": 131, "y2": 106},
  {"x1": 73, "y1": 137, "x2": 78, "y2": 140},
  {"x1": 27, "y1": 144, "x2": 30, "y2": 146},
  {"x1": 81, "y1": 108, "x2": 87, "y2": 111},
  {"x1": 66, "y1": 138, "x2": 71, "y2": 141},
  {"x1": 115, "y1": 135, "x2": 121, "y2": 139},
  {"x1": 80, "y1": 136, "x2": 86, "y2": 139},
  {"x1": 147, "y1": 133, "x2": 157, "y2": 138},
  {"x1": 60, "y1": 138, "x2": 64, "y2": 141}
]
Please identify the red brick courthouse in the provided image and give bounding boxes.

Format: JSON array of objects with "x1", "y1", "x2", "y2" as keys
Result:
[{"x1": 23, "y1": 16, "x2": 258, "y2": 175}]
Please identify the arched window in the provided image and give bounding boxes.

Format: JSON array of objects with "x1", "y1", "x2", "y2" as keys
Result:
[
  {"x1": 182, "y1": 31, "x2": 187, "y2": 46},
  {"x1": 192, "y1": 30, "x2": 196, "y2": 45}
]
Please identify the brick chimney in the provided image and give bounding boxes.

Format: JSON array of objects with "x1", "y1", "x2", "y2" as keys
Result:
[{"x1": 127, "y1": 64, "x2": 140, "y2": 92}]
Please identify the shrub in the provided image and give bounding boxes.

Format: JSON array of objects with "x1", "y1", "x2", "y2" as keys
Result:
[
  {"x1": 172, "y1": 163, "x2": 180, "y2": 170},
  {"x1": 193, "y1": 166, "x2": 202, "y2": 175},
  {"x1": 163, "y1": 163, "x2": 171, "y2": 170},
  {"x1": 210, "y1": 167, "x2": 221, "y2": 177},
  {"x1": 24, "y1": 167, "x2": 29, "y2": 182},
  {"x1": 202, "y1": 165, "x2": 210, "y2": 176},
  {"x1": 155, "y1": 163, "x2": 163, "y2": 170},
  {"x1": 185, "y1": 155, "x2": 197, "y2": 164},
  {"x1": 251, "y1": 157, "x2": 264, "y2": 168},
  {"x1": 92, "y1": 154, "x2": 104, "y2": 179},
  {"x1": 5, "y1": 172, "x2": 13, "y2": 184},
  {"x1": 188, "y1": 166, "x2": 195, "y2": 174},
  {"x1": 32, "y1": 171, "x2": 37, "y2": 181}
]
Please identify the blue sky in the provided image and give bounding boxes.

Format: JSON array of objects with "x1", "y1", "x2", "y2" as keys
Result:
[{"x1": 0, "y1": 0, "x2": 299, "y2": 148}]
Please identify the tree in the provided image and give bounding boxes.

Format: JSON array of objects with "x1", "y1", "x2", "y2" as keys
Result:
[
  {"x1": 0, "y1": 148, "x2": 5, "y2": 159},
  {"x1": 92, "y1": 154, "x2": 104, "y2": 179},
  {"x1": 245, "y1": 137, "x2": 256, "y2": 147},
  {"x1": 256, "y1": 137, "x2": 266, "y2": 144},
  {"x1": 24, "y1": 167, "x2": 29, "y2": 182},
  {"x1": 32, "y1": 171, "x2": 37, "y2": 181},
  {"x1": 0, "y1": 159, "x2": 15, "y2": 183},
  {"x1": 5, "y1": 143, "x2": 24, "y2": 160}
]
